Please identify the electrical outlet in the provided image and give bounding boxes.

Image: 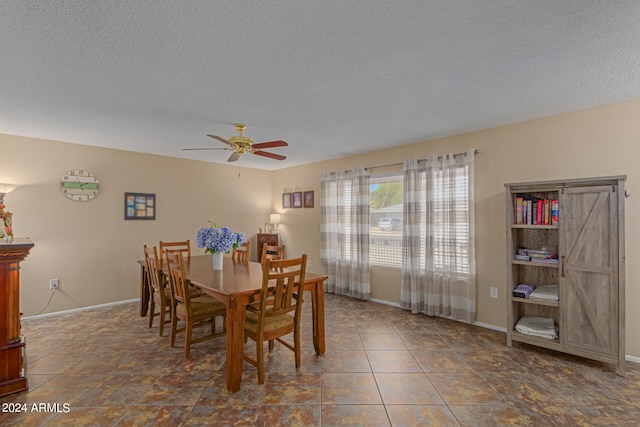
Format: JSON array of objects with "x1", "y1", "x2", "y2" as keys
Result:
[
  {"x1": 490, "y1": 287, "x2": 498, "y2": 298},
  {"x1": 50, "y1": 279, "x2": 59, "y2": 290}
]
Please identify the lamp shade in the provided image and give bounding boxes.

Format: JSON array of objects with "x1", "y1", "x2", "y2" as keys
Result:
[
  {"x1": 0, "y1": 184, "x2": 17, "y2": 195},
  {"x1": 269, "y1": 214, "x2": 281, "y2": 224}
]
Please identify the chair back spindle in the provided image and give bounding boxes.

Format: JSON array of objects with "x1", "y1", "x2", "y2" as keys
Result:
[{"x1": 232, "y1": 241, "x2": 251, "y2": 263}]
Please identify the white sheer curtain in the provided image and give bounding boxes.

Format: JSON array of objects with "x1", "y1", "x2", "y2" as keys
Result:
[
  {"x1": 320, "y1": 167, "x2": 371, "y2": 299},
  {"x1": 400, "y1": 149, "x2": 476, "y2": 322}
]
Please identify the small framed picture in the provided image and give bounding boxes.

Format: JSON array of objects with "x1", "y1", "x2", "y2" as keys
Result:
[
  {"x1": 282, "y1": 193, "x2": 292, "y2": 209},
  {"x1": 125, "y1": 192, "x2": 156, "y2": 220},
  {"x1": 303, "y1": 191, "x2": 314, "y2": 208},
  {"x1": 292, "y1": 192, "x2": 302, "y2": 208}
]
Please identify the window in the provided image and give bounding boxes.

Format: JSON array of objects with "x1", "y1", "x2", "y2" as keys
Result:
[
  {"x1": 369, "y1": 166, "x2": 471, "y2": 274},
  {"x1": 431, "y1": 166, "x2": 471, "y2": 274},
  {"x1": 369, "y1": 173, "x2": 403, "y2": 267}
]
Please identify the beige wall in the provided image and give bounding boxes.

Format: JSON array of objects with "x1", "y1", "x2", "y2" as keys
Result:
[
  {"x1": 3, "y1": 98, "x2": 639, "y2": 359},
  {"x1": 1, "y1": 135, "x2": 273, "y2": 315},
  {"x1": 271, "y1": 99, "x2": 640, "y2": 358}
]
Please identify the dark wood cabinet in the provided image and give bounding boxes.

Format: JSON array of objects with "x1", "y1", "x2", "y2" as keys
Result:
[
  {"x1": 256, "y1": 233, "x2": 278, "y2": 263},
  {"x1": 0, "y1": 237, "x2": 34, "y2": 396}
]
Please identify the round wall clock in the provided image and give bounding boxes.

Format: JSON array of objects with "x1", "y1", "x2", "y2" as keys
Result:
[{"x1": 60, "y1": 169, "x2": 100, "y2": 201}]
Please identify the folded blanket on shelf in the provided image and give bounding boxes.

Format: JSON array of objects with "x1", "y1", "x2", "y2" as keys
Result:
[
  {"x1": 515, "y1": 316, "x2": 558, "y2": 339},
  {"x1": 513, "y1": 283, "x2": 535, "y2": 298},
  {"x1": 530, "y1": 285, "x2": 559, "y2": 301}
]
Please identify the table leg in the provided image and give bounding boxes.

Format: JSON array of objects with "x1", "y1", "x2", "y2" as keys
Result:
[
  {"x1": 309, "y1": 279, "x2": 326, "y2": 354},
  {"x1": 225, "y1": 296, "x2": 246, "y2": 393}
]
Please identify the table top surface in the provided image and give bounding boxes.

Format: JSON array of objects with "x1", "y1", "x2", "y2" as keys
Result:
[{"x1": 143, "y1": 254, "x2": 326, "y2": 297}]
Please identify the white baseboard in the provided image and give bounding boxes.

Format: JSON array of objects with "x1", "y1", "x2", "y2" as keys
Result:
[
  {"x1": 473, "y1": 321, "x2": 507, "y2": 333},
  {"x1": 626, "y1": 354, "x2": 640, "y2": 364},
  {"x1": 22, "y1": 298, "x2": 140, "y2": 321},
  {"x1": 368, "y1": 297, "x2": 401, "y2": 308}
]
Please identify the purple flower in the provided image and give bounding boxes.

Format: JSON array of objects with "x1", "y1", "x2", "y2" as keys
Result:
[{"x1": 196, "y1": 223, "x2": 245, "y2": 254}]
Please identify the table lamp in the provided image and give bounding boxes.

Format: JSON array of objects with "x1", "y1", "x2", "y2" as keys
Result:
[
  {"x1": 269, "y1": 214, "x2": 281, "y2": 232},
  {"x1": 0, "y1": 184, "x2": 17, "y2": 241}
]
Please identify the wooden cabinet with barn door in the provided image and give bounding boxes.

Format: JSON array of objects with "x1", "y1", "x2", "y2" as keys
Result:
[{"x1": 505, "y1": 176, "x2": 626, "y2": 375}]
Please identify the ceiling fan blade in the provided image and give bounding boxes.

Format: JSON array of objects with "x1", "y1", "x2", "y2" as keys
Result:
[
  {"x1": 227, "y1": 152, "x2": 242, "y2": 162},
  {"x1": 252, "y1": 140, "x2": 288, "y2": 149},
  {"x1": 207, "y1": 134, "x2": 234, "y2": 147},
  {"x1": 254, "y1": 150, "x2": 286, "y2": 161},
  {"x1": 182, "y1": 147, "x2": 233, "y2": 151}
]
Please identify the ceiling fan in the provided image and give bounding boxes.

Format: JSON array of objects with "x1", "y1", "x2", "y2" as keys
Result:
[{"x1": 183, "y1": 123, "x2": 288, "y2": 162}]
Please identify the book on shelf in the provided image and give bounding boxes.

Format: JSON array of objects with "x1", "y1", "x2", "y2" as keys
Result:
[
  {"x1": 527, "y1": 246, "x2": 558, "y2": 263},
  {"x1": 537, "y1": 200, "x2": 543, "y2": 225},
  {"x1": 514, "y1": 196, "x2": 559, "y2": 226},
  {"x1": 515, "y1": 197, "x2": 523, "y2": 224},
  {"x1": 544, "y1": 199, "x2": 550, "y2": 225},
  {"x1": 531, "y1": 258, "x2": 559, "y2": 264}
]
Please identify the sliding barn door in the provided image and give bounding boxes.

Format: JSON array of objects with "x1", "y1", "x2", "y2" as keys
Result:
[{"x1": 559, "y1": 184, "x2": 619, "y2": 357}]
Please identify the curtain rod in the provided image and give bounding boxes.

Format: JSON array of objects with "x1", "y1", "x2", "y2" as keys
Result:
[
  {"x1": 324, "y1": 149, "x2": 479, "y2": 176},
  {"x1": 368, "y1": 148, "x2": 479, "y2": 170}
]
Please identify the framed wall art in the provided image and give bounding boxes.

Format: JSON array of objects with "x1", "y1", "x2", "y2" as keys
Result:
[
  {"x1": 303, "y1": 191, "x2": 314, "y2": 208},
  {"x1": 282, "y1": 193, "x2": 291, "y2": 209},
  {"x1": 292, "y1": 191, "x2": 302, "y2": 208},
  {"x1": 125, "y1": 192, "x2": 156, "y2": 220}
]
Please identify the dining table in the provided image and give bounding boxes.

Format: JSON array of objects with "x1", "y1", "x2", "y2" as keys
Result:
[{"x1": 137, "y1": 254, "x2": 327, "y2": 393}]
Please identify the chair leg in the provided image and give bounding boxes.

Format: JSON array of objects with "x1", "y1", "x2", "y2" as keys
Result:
[
  {"x1": 170, "y1": 313, "x2": 177, "y2": 347},
  {"x1": 184, "y1": 321, "x2": 193, "y2": 359},
  {"x1": 268, "y1": 339, "x2": 275, "y2": 352},
  {"x1": 158, "y1": 302, "x2": 165, "y2": 336},
  {"x1": 256, "y1": 339, "x2": 264, "y2": 384},
  {"x1": 148, "y1": 291, "x2": 155, "y2": 328},
  {"x1": 294, "y1": 328, "x2": 301, "y2": 369}
]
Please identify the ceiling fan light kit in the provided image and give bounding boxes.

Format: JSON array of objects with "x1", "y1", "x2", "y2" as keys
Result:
[{"x1": 184, "y1": 123, "x2": 288, "y2": 162}]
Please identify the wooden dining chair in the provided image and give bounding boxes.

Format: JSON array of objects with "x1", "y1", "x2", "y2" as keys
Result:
[
  {"x1": 261, "y1": 244, "x2": 285, "y2": 264},
  {"x1": 231, "y1": 241, "x2": 251, "y2": 263},
  {"x1": 143, "y1": 245, "x2": 172, "y2": 336},
  {"x1": 165, "y1": 250, "x2": 226, "y2": 359},
  {"x1": 244, "y1": 254, "x2": 307, "y2": 384},
  {"x1": 159, "y1": 240, "x2": 191, "y2": 261}
]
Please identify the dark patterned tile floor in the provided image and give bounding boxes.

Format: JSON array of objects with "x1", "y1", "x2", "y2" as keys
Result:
[{"x1": 2, "y1": 293, "x2": 639, "y2": 426}]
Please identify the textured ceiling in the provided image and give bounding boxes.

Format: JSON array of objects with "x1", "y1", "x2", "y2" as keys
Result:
[{"x1": 2, "y1": 1, "x2": 640, "y2": 170}]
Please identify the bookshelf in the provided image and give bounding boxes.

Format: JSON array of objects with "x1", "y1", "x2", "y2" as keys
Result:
[{"x1": 505, "y1": 176, "x2": 626, "y2": 375}]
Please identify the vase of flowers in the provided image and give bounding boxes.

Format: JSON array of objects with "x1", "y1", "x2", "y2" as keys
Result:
[{"x1": 196, "y1": 220, "x2": 246, "y2": 270}]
